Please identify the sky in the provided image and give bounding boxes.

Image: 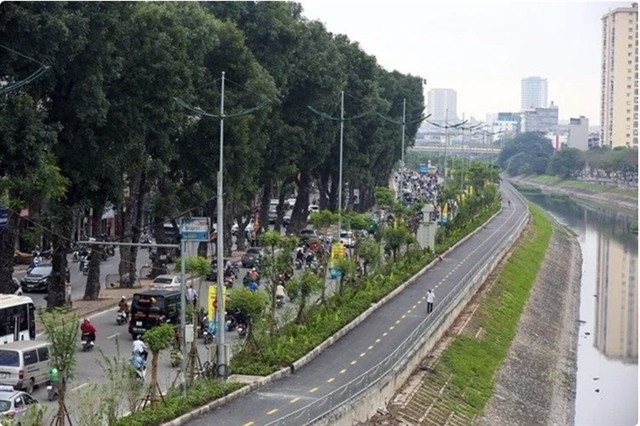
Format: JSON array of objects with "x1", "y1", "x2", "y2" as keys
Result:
[{"x1": 300, "y1": 1, "x2": 633, "y2": 126}]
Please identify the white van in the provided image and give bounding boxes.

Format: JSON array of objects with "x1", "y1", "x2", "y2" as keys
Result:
[{"x1": 0, "y1": 341, "x2": 51, "y2": 394}]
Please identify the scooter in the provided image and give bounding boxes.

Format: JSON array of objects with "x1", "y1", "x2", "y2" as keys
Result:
[
  {"x1": 294, "y1": 258, "x2": 303, "y2": 270},
  {"x1": 116, "y1": 310, "x2": 128, "y2": 326},
  {"x1": 81, "y1": 258, "x2": 89, "y2": 276},
  {"x1": 203, "y1": 320, "x2": 216, "y2": 345},
  {"x1": 276, "y1": 295, "x2": 285, "y2": 309},
  {"x1": 46, "y1": 380, "x2": 58, "y2": 401},
  {"x1": 237, "y1": 323, "x2": 247, "y2": 339},
  {"x1": 225, "y1": 313, "x2": 237, "y2": 332},
  {"x1": 81, "y1": 333, "x2": 94, "y2": 352},
  {"x1": 224, "y1": 276, "x2": 234, "y2": 290}
]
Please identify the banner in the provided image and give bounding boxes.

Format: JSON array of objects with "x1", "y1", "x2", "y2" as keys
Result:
[
  {"x1": 207, "y1": 285, "x2": 227, "y2": 322},
  {"x1": 331, "y1": 242, "x2": 345, "y2": 260}
]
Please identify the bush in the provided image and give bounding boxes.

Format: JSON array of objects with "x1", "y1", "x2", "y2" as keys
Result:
[{"x1": 113, "y1": 380, "x2": 245, "y2": 426}]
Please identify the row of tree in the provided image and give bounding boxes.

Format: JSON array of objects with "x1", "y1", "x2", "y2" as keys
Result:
[
  {"x1": 499, "y1": 132, "x2": 638, "y2": 178},
  {"x1": 0, "y1": 2, "x2": 426, "y2": 306}
]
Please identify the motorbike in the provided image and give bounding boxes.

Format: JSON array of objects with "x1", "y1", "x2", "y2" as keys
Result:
[
  {"x1": 81, "y1": 333, "x2": 94, "y2": 352},
  {"x1": 294, "y1": 258, "x2": 303, "y2": 270},
  {"x1": 237, "y1": 323, "x2": 247, "y2": 339},
  {"x1": 46, "y1": 380, "x2": 58, "y2": 401},
  {"x1": 202, "y1": 319, "x2": 216, "y2": 345},
  {"x1": 27, "y1": 253, "x2": 41, "y2": 273},
  {"x1": 72, "y1": 250, "x2": 80, "y2": 263},
  {"x1": 116, "y1": 310, "x2": 128, "y2": 326},
  {"x1": 276, "y1": 295, "x2": 285, "y2": 309},
  {"x1": 80, "y1": 258, "x2": 90, "y2": 276},
  {"x1": 131, "y1": 364, "x2": 147, "y2": 382},
  {"x1": 225, "y1": 313, "x2": 237, "y2": 332},
  {"x1": 224, "y1": 276, "x2": 234, "y2": 290},
  {"x1": 170, "y1": 348, "x2": 182, "y2": 368}
]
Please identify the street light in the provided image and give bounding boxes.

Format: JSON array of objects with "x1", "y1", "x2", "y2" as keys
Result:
[{"x1": 426, "y1": 114, "x2": 467, "y2": 189}]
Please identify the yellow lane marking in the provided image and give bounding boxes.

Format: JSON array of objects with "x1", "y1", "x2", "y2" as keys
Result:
[
  {"x1": 368, "y1": 345, "x2": 374, "y2": 350},
  {"x1": 327, "y1": 378, "x2": 335, "y2": 383},
  {"x1": 244, "y1": 422, "x2": 254, "y2": 426},
  {"x1": 395, "y1": 320, "x2": 401, "y2": 324},
  {"x1": 383, "y1": 332, "x2": 388, "y2": 336},
  {"x1": 402, "y1": 315, "x2": 406, "y2": 318},
  {"x1": 309, "y1": 387, "x2": 318, "y2": 393},
  {"x1": 351, "y1": 360, "x2": 357, "y2": 365},
  {"x1": 375, "y1": 339, "x2": 381, "y2": 343},
  {"x1": 389, "y1": 326, "x2": 395, "y2": 330},
  {"x1": 340, "y1": 369, "x2": 347, "y2": 374},
  {"x1": 290, "y1": 397, "x2": 300, "y2": 403},
  {"x1": 267, "y1": 409, "x2": 278, "y2": 415},
  {"x1": 360, "y1": 352, "x2": 366, "y2": 357},
  {"x1": 412, "y1": 305, "x2": 417, "y2": 309}
]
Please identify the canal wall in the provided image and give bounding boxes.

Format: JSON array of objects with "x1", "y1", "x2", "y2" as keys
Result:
[
  {"x1": 476, "y1": 220, "x2": 582, "y2": 426},
  {"x1": 507, "y1": 176, "x2": 637, "y2": 214}
]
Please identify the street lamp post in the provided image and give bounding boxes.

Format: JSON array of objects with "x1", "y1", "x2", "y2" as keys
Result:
[
  {"x1": 337, "y1": 90, "x2": 344, "y2": 240},
  {"x1": 398, "y1": 98, "x2": 406, "y2": 201},
  {"x1": 215, "y1": 72, "x2": 226, "y2": 374}
]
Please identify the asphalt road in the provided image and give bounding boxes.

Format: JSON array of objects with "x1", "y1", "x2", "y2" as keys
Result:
[
  {"x1": 13, "y1": 250, "x2": 150, "y2": 308},
  {"x1": 186, "y1": 183, "x2": 528, "y2": 426}
]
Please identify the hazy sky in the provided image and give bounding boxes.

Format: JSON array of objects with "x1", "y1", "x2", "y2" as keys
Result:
[{"x1": 301, "y1": 1, "x2": 632, "y2": 126}]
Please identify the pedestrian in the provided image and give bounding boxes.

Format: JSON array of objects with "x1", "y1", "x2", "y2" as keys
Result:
[
  {"x1": 186, "y1": 285, "x2": 198, "y2": 308},
  {"x1": 426, "y1": 289, "x2": 435, "y2": 314}
]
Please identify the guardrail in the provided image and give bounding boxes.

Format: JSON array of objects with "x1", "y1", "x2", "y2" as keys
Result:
[{"x1": 267, "y1": 192, "x2": 529, "y2": 426}]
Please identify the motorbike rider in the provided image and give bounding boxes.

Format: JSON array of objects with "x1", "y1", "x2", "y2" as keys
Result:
[
  {"x1": 249, "y1": 268, "x2": 259, "y2": 282},
  {"x1": 132, "y1": 335, "x2": 148, "y2": 362},
  {"x1": 234, "y1": 308, "x2": 248, "y2": 328},
  {"x1": 276, "y1": 283, "x2": 287, "y2": 305},
  {"x1": 129, "y1": 350, "x2": 146, "y2": 374},
  {"x1": 295, "y1": 247, "x2": 304, "y2": 262},
  {"x1": 118, "y1": 296, "x2": 130, "y2": 320},
  {"x1": 80, "y1": 318, "x2": 97, "y2": 345}
]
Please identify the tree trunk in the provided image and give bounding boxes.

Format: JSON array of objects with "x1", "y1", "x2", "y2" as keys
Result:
[
  {"x1": 296, "y1": 298, "x2": 306, "y2": 325},
  {"x1": 329, "y1": 170, "x2": 339, "y2": 211},
  {"x1": 288, "y1": 172, "x2": 311, "y2": 236},
  {"x1": 223, "y1": 202, "x2": 234, "y2": 257},
  {"x1": 150, "y1": 351, "x2": 159, "y2": 409},
  {"x1": 150, "y1": 219, "x2": 167, "y2": 279},
  {"x1": 258, "y1": 181, "x2": 272, "y2": 234},
  {"x1": 83, "y1": 210, "x2": 102, "y2": 300},
  {"x1": 235, "y1": 214, "x2": 249, "y2": 252},
  {"x1": 0, "y1": 210, "x2": 19, "y2": 294},
  {"x1": 273, "y1": 183, "x2": 287, "y2": 233},
  {"x1": 118, "y1": 169, "x2": 145, "y2": 288},
  {"x1": 47, "y1": 243, "x2": 68, "y2": 309},
  {"x1": 197, "y1": 242, "x2": 208, "y2": 259},
  {"x1": 318, "y1": 170, "x2": 330, "y2": 210}
]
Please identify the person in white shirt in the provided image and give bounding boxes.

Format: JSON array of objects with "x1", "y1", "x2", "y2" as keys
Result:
[
  {"x1": 186, "y1": 285, "x2": 198, "y2": 308},
  {"x1": 132, "y1": 336, "x2": 148, "y2": 361},
  {"x1": 426, "y1": 289, "x2": 435, "y2": 314}
]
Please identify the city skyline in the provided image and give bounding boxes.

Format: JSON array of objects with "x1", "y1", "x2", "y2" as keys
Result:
[{"x1": 300, "y1": 1, "x2": 634, "y2": 126}]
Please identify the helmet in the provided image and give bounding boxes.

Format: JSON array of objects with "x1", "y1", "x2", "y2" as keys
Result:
[
  {"x1": 136, "y1": 335, "x2": 141, "y2": 341},
  {"x1": 83, "y1": 318, "x2": 90, "y2": 324},
  {"x1": 251, "y1": 268, "x2": 256, "y2": 272},
  {"x1": 121, "y1": 296, "x2": 126, "y2": 300}
]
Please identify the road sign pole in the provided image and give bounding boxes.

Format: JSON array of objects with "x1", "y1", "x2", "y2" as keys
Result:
[{"x1": 179, "y1": 238, "x2": 187, "y2": 396}]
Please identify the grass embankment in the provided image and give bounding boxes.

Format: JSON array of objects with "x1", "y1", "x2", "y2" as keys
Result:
[
  {"x1": 431, "y1": 204, "x2": 553, "y2": 416},
  {"x1": 530, "y1": 175, "x2": 638, "y2": 199}
]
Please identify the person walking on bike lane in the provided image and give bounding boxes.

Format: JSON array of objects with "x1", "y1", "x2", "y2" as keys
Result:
[{"x1": 426, "y1": 289, "x2": 435, "y2": 314}]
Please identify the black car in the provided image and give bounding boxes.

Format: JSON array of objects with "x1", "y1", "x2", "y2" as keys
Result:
[
  {"x1": 241, "y1": 247, "x2": 264, "y2": 268},
  {"x1": 21, "y1": 264, "x2": 53, "y2": 292}
]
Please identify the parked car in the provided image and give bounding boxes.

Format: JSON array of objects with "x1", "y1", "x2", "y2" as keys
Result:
[
  {"x1": 149, "y1": 275, "x2": 181, "y2": 291},
  {"x1": 20, "y1": 265, "x2": 53, "y2": 293},
  {"x1": 308, "y1": 204, "x2": 320, "y2": 213},
  {"x1": 241, "y1": 247, "x2": 264, "y2": 268},
  {"x1": 283, "y1": 210, "x2": 293, "y2": 227},
  {"x1": 268, "y1": 199, "x2": 279, "y2": 224},
  {"x1": 339, "y1": 230, "x2": 355, "y2": 248}
]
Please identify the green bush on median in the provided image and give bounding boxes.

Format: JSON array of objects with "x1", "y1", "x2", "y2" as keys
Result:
[
  {"x1": 230, "y1": 195, "x2": 502, "y2": 376},
  {"x1": 113, "y1": 380, "x2": 246, "y2": 426}
]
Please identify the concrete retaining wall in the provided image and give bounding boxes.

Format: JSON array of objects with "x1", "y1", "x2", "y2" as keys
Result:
[{"x1": 314, "y1": 206, "x2": 529, "y2": 425}]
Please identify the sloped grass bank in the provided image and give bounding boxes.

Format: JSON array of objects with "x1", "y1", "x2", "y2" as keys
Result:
[
  {"x1": 230, "y1": 200, "x2": 501, "y2": 376},
  {"x1": 428, "y1": 204, "x2": 552, "y2": 416},
  {"x1": 529, "y1": 174, "x2": 638, "y2": 199}
]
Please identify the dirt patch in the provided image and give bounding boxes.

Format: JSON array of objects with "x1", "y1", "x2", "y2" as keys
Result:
[{"x1": 476, "y1": 222, "x2": 581, "y2": 426}]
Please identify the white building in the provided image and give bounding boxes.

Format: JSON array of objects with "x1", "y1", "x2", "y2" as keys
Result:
[
  {"x1": 521, "y1": 76, "x2": 549, "y2": 110},
  {"x1": 567, "y1": 116, "x2": 590, "y2": 151},
  {"x1": 522, "y1": 102, "x2": 559, "y2": 133},
  {"x1": 491, "y1": 112, "x2": 521, "y2": 142},
  {"x1": 600, "y1": 3, "x2": 639, "y2": 148},
  {"x1": 427, "y1": 88, "x2": 458, "y2": 122}
]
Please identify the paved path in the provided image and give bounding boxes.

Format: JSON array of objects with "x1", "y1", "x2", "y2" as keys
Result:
[{"x1": 186, "y1": 183, "x2": 527, "y2": 426}]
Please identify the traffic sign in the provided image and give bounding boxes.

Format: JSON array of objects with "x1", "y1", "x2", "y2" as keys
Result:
[
  {"x1": 180, "y1": 217, "x2": 210, "y2": 241},
  {"x1": 0, "y1": 208, "x2": 7, "y2": 231}
]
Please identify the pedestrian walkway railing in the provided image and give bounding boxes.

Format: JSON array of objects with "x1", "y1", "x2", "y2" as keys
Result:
[{"x1": 266, "y1": 204, "x2": 528, "y2": 426}]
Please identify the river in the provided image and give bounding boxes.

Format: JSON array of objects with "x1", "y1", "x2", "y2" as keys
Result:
[{"x1": 524, "y1": 193, "x2": 638, "y2": 426}]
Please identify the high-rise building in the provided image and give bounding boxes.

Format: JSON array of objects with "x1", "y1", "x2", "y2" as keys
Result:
[
  {"x1": 427, "y1": 88, "x2": 457, "y2": 122},
  {"x1": 567, "y1": 116, "x2": 590, "y2": 151},
  {"x1": 600, "y1": 3, "x2": 639, "y2": 148},
  {"x1": 521, "y1": 77, "x2": 549, "y2": 110},
  {"x1": 522, "y1": 102, "x2": 559, "y2": 133}
]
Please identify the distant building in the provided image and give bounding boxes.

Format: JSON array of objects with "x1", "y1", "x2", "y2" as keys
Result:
[
  {"x1": 522, "y1": 102, "x2": 559, "y2": 133},
  {"x1": 600, "y1": 3, "x2": 639, "y2": 148},
  {"x1": 567, "y1": 116, "x2": 590, "y2": 151},
  {"x1": 521, "y1": 76, "x2": 549, "y2": 110},
  {"x1": 427, "y1": 88, "x2": 458, "y2": 122},
  {"x1": 589, "y1": 132, "x2": 601, "y2": 149},
  {"x1": 491, "y1": 112, "x2": 521, "y2": 142}
]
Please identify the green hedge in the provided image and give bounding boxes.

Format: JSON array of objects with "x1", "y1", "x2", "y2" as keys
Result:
[
  {"x1": 113, "y1": 380, "x2": 246, "y2": 426},
  {"x1": 230, "y1": 199, "x2": 502, "y2": 376}
]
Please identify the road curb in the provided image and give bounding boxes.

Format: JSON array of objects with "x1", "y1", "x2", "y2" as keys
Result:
[{"x1": 161, "y1": 203, "x2": 505, "y2": 425}]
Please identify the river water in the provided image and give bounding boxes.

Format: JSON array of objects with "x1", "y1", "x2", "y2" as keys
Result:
[{"x1": 525, "y1": 194, "x2": 638, "y2": 426}]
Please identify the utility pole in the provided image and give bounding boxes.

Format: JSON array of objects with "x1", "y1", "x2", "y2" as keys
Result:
[
  {"x1": 398, "y1": 98, "x2": 406, "y2": 201},
  {"x1": 216, "y1": 72, "x2": 226, "y2": 374},
  {"x1": 337, "y1": 90, "x2": 344, "y2": 239}
]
